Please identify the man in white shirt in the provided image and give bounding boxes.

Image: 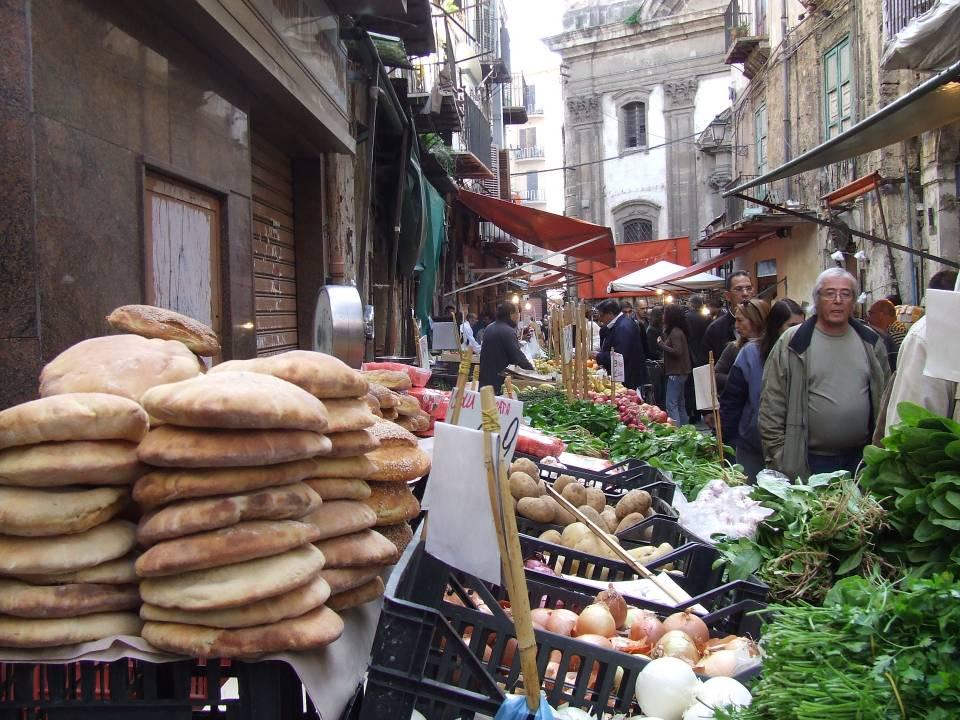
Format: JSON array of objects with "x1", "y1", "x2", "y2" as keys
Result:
[{"x1": 460, "y1": 313, "x2": 481, "y2": 354}]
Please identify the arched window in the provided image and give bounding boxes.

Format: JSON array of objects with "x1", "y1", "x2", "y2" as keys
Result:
[
  {"x1": 612, "y1": 200, "x2": 660, "y2": 244},
  {"x1": 622, "y1": 219, "x2": 654, "y2": 244},
  {"x1": 621, "y1": 101, "x2": 647, "y2": 150}
]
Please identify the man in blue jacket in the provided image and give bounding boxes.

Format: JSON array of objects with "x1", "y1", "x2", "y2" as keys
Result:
[{"x1": 593, "y1": 299, "x2": 648, "y2": 389}]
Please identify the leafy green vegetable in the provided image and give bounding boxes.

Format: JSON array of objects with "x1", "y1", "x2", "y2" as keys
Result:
[{"x1": 523, "y1": 397, "x2": 620, "y2": 457}]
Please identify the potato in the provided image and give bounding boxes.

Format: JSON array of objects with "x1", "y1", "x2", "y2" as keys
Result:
[
  {"x1": 614, "y1": 489, "x2": 652, "y2": 520},
  {"x1": 615, "y1": 512, "x2": 646, "y2": 534},
  {"x1": 577, "y1": 505, "x2": 604, "y2": 528},
  {"x1": 509, "y1": 471, "x2": 541, "y2": 500},
  {"x1": 554, "y1": 474, "x2": 577, "y2": 494},
  {"x1": 516, "y1": 497, "x2": 555, "y2": 523},
  {"x1": 510, "y1": 457, "x2": 540, "y2": 480},
  {"x1": 628, "y1": 542, "x2": 674, "y2": 566},
  {"x1": 552, "y1": 501, "x2": 577, "y2": 526},
  {"x1": 574, "y1": 532, "x2": 621, "y2": 561},
  {"x1": 600, "y1": 507, "x2": 619, "y2": 533},
  {"x1": 561, "y1": 482, "x2": 587, "y2": 507},
  {"x1": 584, "y1": 487, "x2": 606, "y2": 513},
  {"x1": 540, "y1": 496, "x2": 563, "y2": 525},
  {"x1": 539, "y1": 529, "x2": 563, "y2": 545},
  {"x1": 561, "y1": 522, "x2": 591, "y2": 548},
  {"x1": 643, "y1": 505, "x2": 657, "y2": 518}
]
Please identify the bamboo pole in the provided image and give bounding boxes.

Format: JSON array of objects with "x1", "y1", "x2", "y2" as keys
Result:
[
  {"x1": 504, "y1": 376, "x2": 514, "y2": 399},
  {"x1": 708, "y1": 351, "x2": 724, "y2": 459},
  {"x1": 610, "y1": 346, "x2": 617, "y2": 403},
  {"x1": 563, "y1": 303, "x2": 573, "y2": 401},
  {"x1": 472, "y1": 362, "x2": 480, "y2": 392},
  {"x1": 480, "y1": 388, "x2": 541, "y2": 712},
  {"x1": 573, "y1": 302, "x2": 584, "y2": 400},
  {"x1": 580, "y1": 303, "x2": 589, "y2": 399}
]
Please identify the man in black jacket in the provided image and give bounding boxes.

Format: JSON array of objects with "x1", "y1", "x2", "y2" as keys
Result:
[
  {"x1": 593, "y1": 299, "x2": 647, "y2": 389},
  {"x1": 479, "y1": 302, "x2": 534, "y2": 394},
  {"x1": 703, "y1": 271, "x2": 753, "y2": 362}
]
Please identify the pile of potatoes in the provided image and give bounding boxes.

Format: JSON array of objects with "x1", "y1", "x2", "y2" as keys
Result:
[{"x1": 539, "y1": 522, "x2": 674, "y2": 568}]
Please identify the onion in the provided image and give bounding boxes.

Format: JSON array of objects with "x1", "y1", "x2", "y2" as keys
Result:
[
  {"x1": 595, "y1": 584, "x2": 628, "y2": 628},
  {"x1": 697, "y1": 649, "x2": 737, "y2": 678},
  {"x1": 653, "y1": 630, "x2": 701, "y2": 665},
  {"x1": 662, "y1": 611, "x2": 710, "y2": 648},
  {"x1": 546, "y1": 608, "x2": 579, "y2": 637},
  {"x1": 575, "y1": 603, "x2": 617, "y2": 638},
  {"x1": 697, "y1": 677, "x2": 752, "y2": 707},
  {"x1": 553, "y1": 707, "x2": 596, "y2": 720},
  {"x1": 531, "y1": 608, "x2": 553, "y2": 630},
  {"x1": 610, "y1": 636, "x2": 650, "y2": 655},
  {"x1": 629, "y1": 609, "x2": 666, "y2": 645},
  {"x1": 682, "y1": 702, "x2": 715, "y2": 720},
  {"x1": 574, "y1": 633, "x2": 613, "y2": 651},
  {"x1": 634, "y1": 656, "x2": 701, "y2": 720},
  {"x1": 411, "y1": 711, "x2": 428, "y2": 720}
]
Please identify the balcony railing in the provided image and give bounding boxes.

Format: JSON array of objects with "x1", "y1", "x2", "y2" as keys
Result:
[
  {"x1": 724, "y1": 175, "x2": 770, "y2": 224},
  {"x1": 503, "y1": 74, "x2": 529, "y2": 125},
  {"x1": 520, "y1": 188, "x2": 547, "y2": 202},
  {"x1": 723, "y1": 0, "x2": 768, "y2": 77},
  {"x1": 452, "y1": 94, "x2": 493, "y2": 178},
  {"x1": 884, "y1": 0, "x2": 935, "y2": 38},
  {"x1": 512, "y1": 146, "x2": 544, "y2": 161}
]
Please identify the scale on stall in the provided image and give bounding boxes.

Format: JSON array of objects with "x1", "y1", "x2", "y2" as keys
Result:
[{"x1": 312, "y1": 285, "x2": 367, "y2": 368}]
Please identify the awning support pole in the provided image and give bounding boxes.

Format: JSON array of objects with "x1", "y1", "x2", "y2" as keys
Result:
[
  {"x1": 731, "y1": 193, "x2": 960, "y2": 269},
  {"x1": 872, "y1": 184, "x2": 901, "y2": 300}
]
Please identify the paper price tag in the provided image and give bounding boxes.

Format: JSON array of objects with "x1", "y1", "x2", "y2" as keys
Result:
[
  {"x1": 924, "y1": 289, "x2": 960, "y2": 382},
  {"x1": 418, "y1": 335, "x2": 430, "y2": 371},
  {"x1": 611, "y1": 350, "x2": 625, "y2": 382},
  {"x1": 693, "y1": 364, "x2": 719, "y2": 410},
  {"x1": 562, "y1": 324, "x2": 574, "y2": 362},
  {"x1": 443, "y1": 389, "x2": 525, "y2": 463}
]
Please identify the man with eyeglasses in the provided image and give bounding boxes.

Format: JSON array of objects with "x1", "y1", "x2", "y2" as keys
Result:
[
  {"x1": 704, "y1": 271, "x2": 754, "y2": 363},
  {"x1": 759, "y1": 268, "x2": 890, "y2": 479}
]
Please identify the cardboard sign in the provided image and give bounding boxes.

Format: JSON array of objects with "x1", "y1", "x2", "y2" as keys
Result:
[
  {"x1": 562, "y1": 325, "x2": 574, "y2": 362},
  {"x1": 443, "y1": 389, "x2": 524, "y2": 463},
  {"x1": 611, "y1": 350, "x2": 625, "y2": 382},
  {"x1": 418, "y1": 335, "x2": 430, "y2": 371},
  {"x1": 924, "y1": 289, "x2": 960, "y2": 382},
  {"x1": 693, "y1": 364, "x2": 719, "y2": 410}
]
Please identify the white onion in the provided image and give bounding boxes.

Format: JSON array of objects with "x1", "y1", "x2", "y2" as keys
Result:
[
  {"x1": 411, "y1": 711, "x2": 428, "y2": 720},
  {"x1": 634, "y1": 657, "x2": 701, "y2": 720},
  {"x1": 553, "y1": 708, "x2": 596, "y2": 720},
  {"x1": 682, "y1": 702, "x2": 715, "y2": 720},
  {"x1": 697, "y1": 677, "x2": 752, "y2": 710},
  {"x1": 697, "y1": 650, "x2": 738, "y2": 677}
]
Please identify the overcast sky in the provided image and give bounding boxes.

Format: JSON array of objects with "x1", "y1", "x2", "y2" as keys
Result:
[{"x1": 502, "y1": 0, "x2": 564, "y2": 71}]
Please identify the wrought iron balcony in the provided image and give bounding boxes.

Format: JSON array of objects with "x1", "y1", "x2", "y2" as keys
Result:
[
  {"x1": 452, "y1": 94, "x2": 494, "y2": 179},
  {"x1": 503, "y1": 74, "x2": 529, "y2": 125},
  {"x1": 520, "y1": 188, "x2": 547, "y2": 202},
  {"x1": 511, "y1": 146, "x2": 544, "y2": 161},
  {"x1": 723, "y1": 0, "x2": 768, "y2": 79},
  {"x1": 884, "y1": 0, "x2": 935, "y2": 39}
]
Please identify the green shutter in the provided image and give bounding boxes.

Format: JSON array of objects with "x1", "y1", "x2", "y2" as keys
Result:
[{"x1": 824, "y1": 37, "x2": 852, "y2": 140}]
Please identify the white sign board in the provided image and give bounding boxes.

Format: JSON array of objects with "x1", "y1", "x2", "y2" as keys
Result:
[
  {"x1": 611, "y1": 350, "x2": 625, "y2": 382},
  {"x1": 443, "y1": 389, "x2": 525, "y2": 463},
  {"x1": 418, "y1": 335, "x2": 430, "y2": 371},
  {"x1": 693, "y1": 364, "x2": 719, "y2": 410},
  {"x1": 924, "y1": 289, "x2": 960, "y2": 383},
  {"x1": 562, "y1": 324, "x2": 574, "y2": 362}
]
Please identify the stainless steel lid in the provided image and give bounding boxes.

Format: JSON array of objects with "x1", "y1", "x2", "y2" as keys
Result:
[{"x1": 313, "y1": 285, "x2": 365, "y2": 368}]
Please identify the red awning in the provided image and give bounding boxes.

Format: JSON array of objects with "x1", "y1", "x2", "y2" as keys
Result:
[
  {"x1": 458, "y1": 189, "x2": 616, "y2": 267},
  {"x1": 575, "y1": 237, "x2": 691, "y2": 299},
  {"x1": 655, "y1": 237, "x2": 772, "y2": 286}
]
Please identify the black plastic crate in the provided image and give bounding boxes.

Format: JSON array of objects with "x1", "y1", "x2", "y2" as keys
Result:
[
  {"x1": 514, "y1": 453, "x2": 676, "y2": 505},
  {"x1": 515, "y1": 492, "x2": 678, "y2": 538},
  {"x1": 362, "y1": 543, "x2": 765, "y2": 720}
]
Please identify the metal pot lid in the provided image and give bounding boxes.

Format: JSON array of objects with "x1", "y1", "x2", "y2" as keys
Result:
[{"x1": 313, "y1": 285, "x2": 365, "y2": 368}]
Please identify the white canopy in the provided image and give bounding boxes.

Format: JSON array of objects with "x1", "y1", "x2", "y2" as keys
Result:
[{"x1": 607, "y1": 260, "x2": 724, "y2": 293}]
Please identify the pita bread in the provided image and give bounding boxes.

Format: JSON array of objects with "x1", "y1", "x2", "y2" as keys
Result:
[
  {"x1": 135, "y1": 520, "x2": 323, "y2": 577},
  {"x1": 394, "y1": 394, "x2": 421, "y2": 417},
  {"x1": 0, "y1": 521, "x2": 137, "y2": 576},
  {"x1": 39, "y1": 334, "x2": 200, "y2": 401},
  {"x1": 0, "y1": 440, "x2": 145, "y2": 487},
  {"x1": 133, "y1": 459, "x2": 322, "y2": 508},
  {"x1": 301, "y1": 500, "x2": 377, "y2": 540},
  {"x1": 0, "y1": 394, "x2": 149, "y2": 451},
  {"x1": 12, "y1": 556, "x2": 138, "y2": 586},
  {"x1": 0, "y1": 612, "x2": 143, "y2": 648},
  {"x1": 106, "y1": 305, "x2": 220, "y2": 355},
  {"x1": 363, "y1": 483, "x2": 420, "y2": 526},
  {"x1": 367, "y1": 384, "x2": 398, "y2": 409},
  {"x1": 140, "y1": 576, "x2": 330, "y2": 629},
  {"x1": 0, "y1": 580, "x2": 140, "y2": 618},
  {"x1": 323, "y1": 398, "x2": 378, "y2": 433},
  {"x1": 141, "y1": 372, "x2": 329, "y2": 433},
  {"x1": 303, "y1": 478, "x2": 371, "y2": 501},
  {"x1": 325, "y1": 430, "x2": 379, "y2": 458},
  {"x1": 137, "y1": 483, "x2": 321, "y2": 545},
  {"x1": 381, "y1": 408, "x2": 399, "y2": 421},
  {"x1": 0, "y1": 486, "x2": 129, "y2": 537},
  {"x1": 327, "y1": 577, "x2": 385, "y2": 612},
  {"x1": 319, "y1": 566, "x2": 385, "y2": 596},
  {"x1": 366, "y1": 445, "x2": 432, "y2": 482},
  {"x1": 364, "y1": 394, "x2": 383, "y2": 417},
  {"x1": 142, "y1": 605, "x2": 343, "y2": 659},
  {"x1": 303, "y1": 455, "x2": 375, "y2": 479},
  {"x1": 361, "y1": 370, "x2": 411, "y2": 391},
  {"x1": 137, "y1": 426, "x2": 331, "y2": 468},
  {"x1": 140, "y1": 544, "x2": 324, "y2": 610},
  {"x1": 209, "y1": 351, "x2": 368, "y2": 399},
  {"x1": 314, "y1": 529, "x2": 399, "y2": 569},
  {"x1": 378, "y1": 522, "x2": 414, "y2": 555},
  {"x1": 368, "y1": 418, "x2": 418, "y2": 448}
]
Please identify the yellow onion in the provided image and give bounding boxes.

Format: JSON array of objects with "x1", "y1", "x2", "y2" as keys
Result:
[
  {"x1": 595, "y1": 584, "x2": 628, "y2": 628},
  {"x1": 546, "y1": 608, "x2": 579, "y2": 637},
  {"x1": 652, "y1": 630, "x2": 701, "y2": 665},
  {"x1": 575, "y1": 603, "x2": 617, "y2": 638},
  {"x1": 662, "y1": 611, "x2": 710, "y2": 648},
  {"x1": 629, "y1": 609, "x2": 666, "y2": 645}
]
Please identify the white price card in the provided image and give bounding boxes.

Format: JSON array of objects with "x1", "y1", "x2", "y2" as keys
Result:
[
  {"x1": 443, "y1": 389, "x2": 525, "y2": 463},
  {"x1": 418, "y1": 335, "x2": 430, "y2": 371},
  {"x1": 563, "y1": 324, "x2": 574, "y2": 362},
  {"x1": 611, "y1": 350, "x2": 625, "y2": 382},
  {"x1": 924, "y1": 289, "x2": 960, "y2": 382},
  {"x1": 693, "y1": 364, "x2": 719, "y2": 410}
]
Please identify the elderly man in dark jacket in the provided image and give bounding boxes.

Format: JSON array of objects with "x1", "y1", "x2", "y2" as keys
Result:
[
  {"x1": 479, "y1": 302, "x2": 534, "y2": 394},
  {"x1": 593, "y1": 299, "x2": 648, "y2": 389}
]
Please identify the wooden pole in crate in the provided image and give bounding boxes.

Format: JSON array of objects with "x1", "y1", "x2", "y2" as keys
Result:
[
  {"x1": 480, "y1": 387, "x2": 541, "y2": 712},
  {"x1": 573, "y1": 303, "x2": 584, "y2": 400},
  {"x1": 504, "y1": 376, "x2": 514, "y2": 399},
  {"x1": 708, "y1": 350, "x2": 724, "y2": 459},
  {"x1": 471, "y1": 362, "x2": 480, "y2": 392},
  {"x1": 449, "y1": 350, "x2": 472, "y2": 426},
  {"x1": 579, "y1": 303, "x2": 589, "y2": 399},
  {"x1": 610, "y1": 346, "x2": 617, "y2": 403}
]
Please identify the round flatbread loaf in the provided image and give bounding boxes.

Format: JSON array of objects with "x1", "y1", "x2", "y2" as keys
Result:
[
  {"x1": 141, "y1": 372, "x2": 329, "y2": 433},
  {"x1": 133, "y1": 458, "x2": 322, "y2": 508},
  {"x1": 0, "y1": 612, "x2": 143, "y2": 648},
  {"x1": 325, "y1": 430, "x2": 379, "y2": 458},
  {"x1": 366, "y1": 445, "x2": 431, "y2": 482},
  {"x1": 382, "y1": 408, "x2": 399, "y2": 421},
  {"x1": 327, "y1": 577, "x2": 385, "y2": 612},
  {"x1": 367, "y1": 384, "x2": 398, "y2": 409},
  {"x1": 314, "y1": 529, "x2": 399, "y2": 569},
  {"x1": 39, "y1": 334, "x2": 200, "y2": 401},
  {"x1": 364, "y1": 394, "x2": 383, "y2": 417},
  {"x1": 301, "y1": 500, "x2": 377, "y2": 540},
  {"x1": 361, "y1": 370, "x2": 411, "y2": 391},
  {"x1": 319, "y1": 566, "x2": 385, "y2": 596},
  {"x1": 0, "y1": 521, "x2": 137, "y2": 576},
  {"x1": 140, "y1": 544, "x2": 325, "y2": 610},
  {"x1": 304, "y1": 455, "x2": 375, "y2": 479},
  {"x1": 0, "y1": 580, "x2": 140, "y2": 618},
  {"x1": 322, "y1": 398, "x2": 378, "y2": 433},
  {"x1": 137, "y1": 426, "x2": 331, "y2": 467},
  {"x1": 137, "y1": 483, "x2": 321, "y2": 545},
  {"x1": 142, "y1": 605, "x2": 343, "y2": 659},
  {"x1": 106, "y1": 305, "x2": 220, "y2": 355},
  {"x1": 363, "y1": 483, "x2": 421, "y2": 526},
  {"x1": 394, "y1": 394, "x2": 421, "y2": 417},
  {"x1": 0, "y1": 440, "x2": 144, "y2": 487},
  {"x1": 0, "y1": 394, "x2": 149, "y2": 451},
  {"x1": 303, "y1": 478, "x2": 371, "y2": 501},
  {"x1": 209, "y1": 351, "x2": 367, "y2": 399},
  {"x1": 368, "y1": 418, "x2": 418, "y2": 448},
  {"x1": 378, "y1": 522, "x2": 414, "y2": 555},
  {"x1": 11, "y1": 556, "x2": 138, "y2": 586},
  {"x1": 0, "y1": 486, "x2": 129, "y2": 537},
  {"x1": 140, "y1": 576, "x2": 330, "y2": 629},
  {"x1": 135, "y1": 520, "x2": 323, "y2": 577}
]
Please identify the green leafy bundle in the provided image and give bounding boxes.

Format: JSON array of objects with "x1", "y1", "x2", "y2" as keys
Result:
[
  {"x1": 523, "y1": 397, "x2": 620, "y2": 457},
  {"x1": 716, "y1": 473, "x2": 888, "y2": 604},
  {"x1": 725, "y1": 573, "x2": 960, "y2": 720},
  {"x1": 860, "y1": 402, "x2": 960, "y2": 576}
]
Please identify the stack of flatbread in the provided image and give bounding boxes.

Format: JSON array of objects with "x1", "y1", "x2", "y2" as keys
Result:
[
  {"x1": 205, "y1": 351, "x2": 403, "y2": 612},
  {"x1": 0, "y1": 394, "x2": 149, "y2": 648},
  {"x1": 366, "y1": 383, "x2": 430, "y2": 434},
  {"x1": 134, "y1": 371, "x2": 344, "y2": 658}
]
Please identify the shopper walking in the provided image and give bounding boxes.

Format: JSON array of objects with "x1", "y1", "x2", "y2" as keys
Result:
[
  {"x1": 658, "y1": 304, "x2": 692, "y2": 426},
  {"x1": 645, "y1": 307, "x2": 664, "y2": 361},
  {"x1": 460, "y1": 312, "x2": 482, "y2": 354},
  {"x1": 685, "y1": 295, "x2": 711, "y2": 368},
  {"x1": 714, "y1": 299, "x2": 770, "y2": 393},
  {"x1": 479, "y1": 302, "x2": 534, "y2": 394},
  {"x1": 866, "y1": 300, "x2": 900, "y2": 371},
  {"x1": 721, "y1": 299, "x2": 803, "y2": 481},
  {"x1": 759, "y1": 269, "x2": 890, "y2": 479},
  {"x1": 704, "y1": 271, "x2": 754, "y2": 362},
  {"x1": 594, "y1": 299, "x2": 648, "y2": 389}
]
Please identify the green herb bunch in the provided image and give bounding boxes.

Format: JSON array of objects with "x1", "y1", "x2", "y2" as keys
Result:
[{"x1": 523, "y1": 397, "x2": 620, "y2": 458}]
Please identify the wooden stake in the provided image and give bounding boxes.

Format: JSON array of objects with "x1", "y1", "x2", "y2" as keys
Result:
[
  {"x1": 449, "y1": 348, "x2": 472, "y2": 425},
  {"x1": 563, "y1": 302, "x2": 574, "y2": 401},
  {"x1": 481, "y1": 388, "x2": 541, "y2": 712},
  {"x1": 708, "y1": 351, "x2": 724, "y2": 459},
  {"x1": 504, "y1": 376, "x2": 514, "y2": 399},
  {"x1": 579, "y1": 303, "x2": 589, "y2": 399},
  {"x1": 610, "y1": 345, "x2": 617, "y2": 403}
]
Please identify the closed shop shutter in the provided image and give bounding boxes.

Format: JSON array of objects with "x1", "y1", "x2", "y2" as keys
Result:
[{"x1": 252, "y1": 136, "x2": 298, "y2": 356}]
